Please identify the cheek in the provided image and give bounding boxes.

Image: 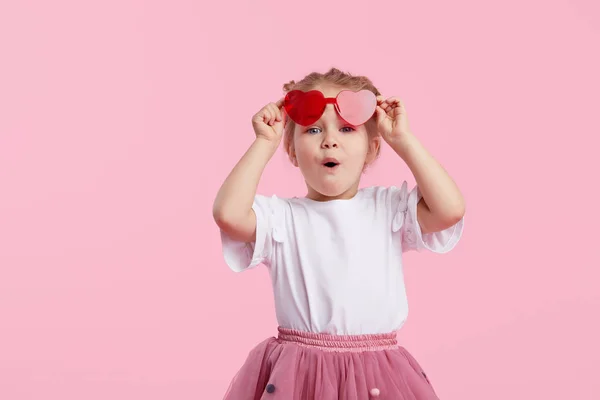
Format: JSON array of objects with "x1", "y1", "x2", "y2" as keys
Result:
[
  {"x1": 294, "y1": 136, "x2": 316, "y2": 163},
  {"x1": 346, "y1": 135, "x2": 370, "y2": 158}
]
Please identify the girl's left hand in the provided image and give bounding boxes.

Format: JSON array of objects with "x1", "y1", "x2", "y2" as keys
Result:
[{"x1": 375, "y1": 95, "x2": 412, "y2": 144}]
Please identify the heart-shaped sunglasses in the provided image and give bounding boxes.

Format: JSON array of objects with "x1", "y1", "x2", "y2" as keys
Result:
[{"x1": 283, "y1": 89, "x2": 377, "y2": 127}]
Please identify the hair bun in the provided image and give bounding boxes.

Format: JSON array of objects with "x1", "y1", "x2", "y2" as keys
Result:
[{"x1": 282, "y1": 80, "x2": 297, "y2": 92}]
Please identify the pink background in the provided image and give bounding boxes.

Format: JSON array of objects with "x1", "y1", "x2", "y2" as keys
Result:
[{"x1": 1, "y1": 0, "x2": 599, "y2": 398}]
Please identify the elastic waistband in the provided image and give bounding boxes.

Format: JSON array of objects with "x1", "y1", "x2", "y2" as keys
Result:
[{"x1": 277, "y1": 327, "x2": 399, "y2": 352}]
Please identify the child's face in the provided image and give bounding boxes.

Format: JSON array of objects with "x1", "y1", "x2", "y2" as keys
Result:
[{"x1": 291, "y1": 84, "x2": 379, "y2": 200}]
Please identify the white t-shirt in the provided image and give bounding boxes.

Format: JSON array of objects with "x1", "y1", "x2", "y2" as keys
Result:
[{"x1": 220, "y1": 182, "x2": 464, "y2": 335}]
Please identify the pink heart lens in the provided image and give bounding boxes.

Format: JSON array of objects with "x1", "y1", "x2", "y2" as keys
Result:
[{"x1": 336, "y1": 90, "x2": 377, "y2": 126}]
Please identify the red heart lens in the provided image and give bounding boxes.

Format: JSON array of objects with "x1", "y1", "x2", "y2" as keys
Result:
[
  {"x1": 284, "y1": 90, "x2": 326, "y2": 126},
  {"x1": 284, "y1": 89, "x2": 377, "y2": 127}
]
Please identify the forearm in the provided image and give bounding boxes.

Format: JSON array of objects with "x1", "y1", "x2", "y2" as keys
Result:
[
  {"x1": 388, "y1": 132, "x2": 465, "y2": 222},
  {"x1": 212, "y1": 138, "x2": 279, "y2": 223}
]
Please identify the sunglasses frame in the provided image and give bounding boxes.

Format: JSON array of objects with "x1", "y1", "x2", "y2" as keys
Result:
[{"x1": 283, "y1": 89, "x2": 377, "y2": 127}]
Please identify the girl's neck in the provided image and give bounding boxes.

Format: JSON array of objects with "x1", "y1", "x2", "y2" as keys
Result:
[{"x1": 305, "y1": 183, "x2": 360, "y2": 202}]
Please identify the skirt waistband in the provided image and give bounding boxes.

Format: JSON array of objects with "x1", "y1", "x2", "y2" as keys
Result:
[{"x1": 277, "y1": 327, "x2": 399, "y2": 352}]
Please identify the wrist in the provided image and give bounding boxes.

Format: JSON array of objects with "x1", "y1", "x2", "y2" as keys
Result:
[
  {"x1": 386, "y1": 131, "x2": 417, "y2": 157},
  {"x1": 253, "y1": 136, "x2": 280, "y2": 155}
]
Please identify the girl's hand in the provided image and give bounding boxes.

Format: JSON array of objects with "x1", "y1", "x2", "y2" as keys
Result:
[
  {"x1": 251, "y1": 98, "x2": 286, "y2": 145},
  {"x1": 375, "y1": 96, "x2": 412, "y2": 144}
]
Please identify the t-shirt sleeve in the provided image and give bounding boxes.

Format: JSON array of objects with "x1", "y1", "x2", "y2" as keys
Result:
[
  {"x1": 219, "y1": 194, "x2": 286, "y2": 272},
  {"x1": 390, "y1": 182, "x2": 464, "y2": 253}
]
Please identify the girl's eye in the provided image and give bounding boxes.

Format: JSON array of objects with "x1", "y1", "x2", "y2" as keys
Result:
[{"x1": 306, "y1": 127, "x2": 355, "y2": 134}]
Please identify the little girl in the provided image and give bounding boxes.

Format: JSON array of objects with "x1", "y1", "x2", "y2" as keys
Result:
[{"x1": 213, "y1": 68, "x2": 465, "y2": 399}]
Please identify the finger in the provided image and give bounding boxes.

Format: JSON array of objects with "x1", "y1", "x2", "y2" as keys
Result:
[
  {"x1": 390, "y1": 98, "x2": 404, "y2": 108},
  {"x1": 271, "y1": 104, "x2": 280, "y2": 124},
  {"x1": 275, "y1": 97, "x2": 285, "y2": 108},
  {"x1": 384, "y1": 97, "x2": 398, "y2": 106},
  {"x1": 376, "y1": 105, "x2": 387, "y2": 125},
  {"x1": 272, "y1": 103, "x2": 282, "y2": 121},
  {"x1": 264, "y1": 108, "x2": 273, "y2": 125},
  {"x1": 394, "y1": 100, "x2": 406, "y2": 112},
  {"x1": 265, "y1": 106, "x2": 273, "y2": 125},
  {"x1": 377, "y1": 96, "x2": 389, "y2": 109},
  {"x1": 278, "y1": 107, "x2": 288, "y2": 126},
  {"x1": 268, "y1": 104, "x2": 279, "y2": 123}
]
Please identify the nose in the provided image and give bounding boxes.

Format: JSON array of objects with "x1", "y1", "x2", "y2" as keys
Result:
[
  {"x1": 320, "y1": 106, "x2": 340, "y2": 149},
  {"x1": 321, "y1": 130, "x2": 338, "y2": 149}
]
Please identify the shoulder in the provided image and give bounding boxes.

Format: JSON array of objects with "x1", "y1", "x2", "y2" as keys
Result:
[
  {"x1": 254, "y1": 193, "x2": 291, "y2": 206},
  {"x1": 252, "y1": 193, "x2": 292, "y2": 219}
]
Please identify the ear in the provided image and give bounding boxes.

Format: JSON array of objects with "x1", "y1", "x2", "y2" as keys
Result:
[
  {"x1": 365, "y1": 136, "x2": 381, "y2": 165},
  {"x1": 289, "y1": 150, "x2": 299, "y2": 167}
]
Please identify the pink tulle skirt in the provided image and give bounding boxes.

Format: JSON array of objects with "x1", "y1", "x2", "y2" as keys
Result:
[{"x1": 223, "y1": 327, "x2": 440, "y2": 399}]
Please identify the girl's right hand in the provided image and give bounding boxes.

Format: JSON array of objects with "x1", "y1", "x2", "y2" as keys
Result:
[{"x1": 251, "y1": 98, "x2": 286, "y2": 144}]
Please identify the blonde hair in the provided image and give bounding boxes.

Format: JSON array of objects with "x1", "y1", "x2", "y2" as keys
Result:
[{"x1": 282, "y1": 67, "x2": 382, "y2": 163}]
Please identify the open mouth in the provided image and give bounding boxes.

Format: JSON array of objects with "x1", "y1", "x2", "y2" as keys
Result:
[{"x1": 322, "y1": 157, "x2": 340, "y2": 170}]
